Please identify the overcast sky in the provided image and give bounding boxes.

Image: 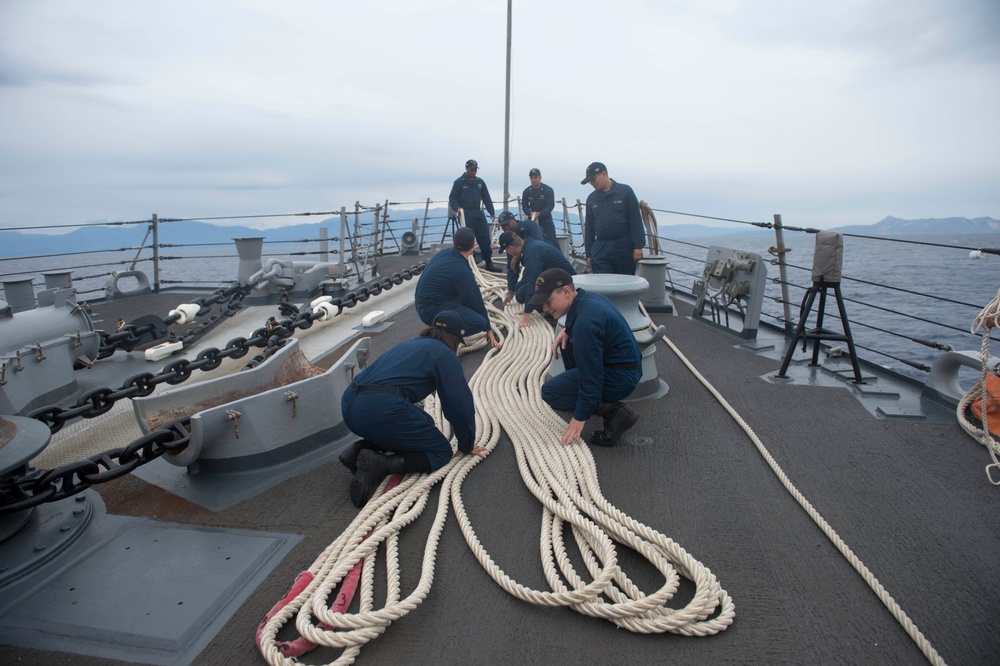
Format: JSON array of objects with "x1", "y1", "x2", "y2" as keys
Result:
[{"x1": 1, "y1": 0, "x2": 998, "y2": 231}]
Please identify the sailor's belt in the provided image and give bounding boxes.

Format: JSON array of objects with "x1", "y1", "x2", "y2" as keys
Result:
[
  {"x1": 606, "y1": 362, "x2": 640, "y2": 371},
  {"x1": 351, "y1": 381, "x2": 404, "y2": 397}
]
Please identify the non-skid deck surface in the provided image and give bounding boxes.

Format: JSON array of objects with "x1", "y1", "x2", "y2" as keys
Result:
[{"x1": 4, "y1": 295, "x2": 998, "y2": 666}]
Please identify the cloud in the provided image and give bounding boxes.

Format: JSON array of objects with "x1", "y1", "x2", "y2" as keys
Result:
[{"x1": 0, "y1": 0, "x2": 997, "y2": 231}]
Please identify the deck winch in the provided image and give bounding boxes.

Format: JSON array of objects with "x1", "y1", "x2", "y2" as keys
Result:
[{"x1": 0, "y1": 289, "x2": 100, "y2": 416}]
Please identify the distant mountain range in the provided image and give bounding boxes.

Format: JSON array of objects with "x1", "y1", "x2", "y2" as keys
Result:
[{"x1": 0, "y1": 213, "x2": 995, "y2": 257}]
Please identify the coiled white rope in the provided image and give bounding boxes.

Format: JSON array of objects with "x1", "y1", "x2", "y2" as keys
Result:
[
  {"x1": 955, "y1": 286, "x2": 1000, "y2": 484},
  {"x1": 644, "y1": 303, "x2": 947, "y2": 666},
  {"x1": 257, "y1": 262, "x2": 733, "y2": 665}
]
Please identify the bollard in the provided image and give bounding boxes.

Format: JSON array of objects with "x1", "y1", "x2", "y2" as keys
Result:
[{"x1": 637, "y1": 258, "x2": 673, "y2": 313}]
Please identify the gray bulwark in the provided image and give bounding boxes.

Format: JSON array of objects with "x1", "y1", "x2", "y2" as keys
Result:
[{"x1": 0, "y1": 493, "x2": 300, "y2": 666}]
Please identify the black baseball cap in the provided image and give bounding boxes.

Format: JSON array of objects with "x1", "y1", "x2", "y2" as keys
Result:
[
  {"x1": 466, "y1": 159, "x2": 479, "y2": 169},
  {"x1": 528, "y1": 268, "x2": 574, "y2": 306},
  {"x1": 434, "y1": 310, "x2": 467, "y2": 340},
  {"x1": 580, "y1": 162, "x2": 607, "y2": 185},
  {"x1": 529, "y1": 168, "x2": 541, "y2": 177},
  {"x1": 497, "y1": 211, "x2": 517, "y2": 226},
  {"x1": 453, "y1": 227, "x2": 476, "y2": 250}
]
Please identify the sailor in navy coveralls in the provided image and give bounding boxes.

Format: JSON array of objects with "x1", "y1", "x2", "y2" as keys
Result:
[
  {"x1": 581, "y1": 162, "x2": 645, "y2": 275},
  {"x1": 532, "y1": 268, "x2": 641, "y2": 447},
  {"x1": 448, "y1": 159, "x2": 501, "y2": 272},
  {"x1": 498, "y1": 231, "x2": 576, "y2": 329},
  {"x1": 414, "y1": 226, "x2": 501, "y2": 351},
  {"x1": 339, "y1": 311, "x2": 485, "y2": 507},
  {"x1": 521, "y1": 167, "x2": 559, "y2": 247}
]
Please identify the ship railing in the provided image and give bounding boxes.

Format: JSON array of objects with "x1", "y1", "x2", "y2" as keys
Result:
[
  {"x1": 633, "y1": 207, "x2": 998, "y2": 384},
  {"x1": 3, "y1": 202, "x2": 996, "y2": 385}
]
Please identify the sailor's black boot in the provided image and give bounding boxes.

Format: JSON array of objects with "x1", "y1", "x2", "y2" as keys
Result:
[
  {"x1": 590, "y1": 402, "x2": 639, "y2": 447},
  {"x1": 483, "y1": 261, "x2": 503, "y2": 273},
  {"x1": 339, "y1": 439, "x2": 375, "y2": 474},
  {"x1": 349, "y1": 449, "x2": 406, "y2": 508}
]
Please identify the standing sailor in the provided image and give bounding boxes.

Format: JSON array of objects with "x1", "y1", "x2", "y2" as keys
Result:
[
  {"x1": 414, "y1": 227, "x2": 501, "y2": 351},
  {"x1": 531, "y1": 268, "x2": 641, "y2": 447},
  {"x1": 340, "y1": 311, "x2": 485, "y2": 507},
  {"x1": 581, "y1": 162, "x2": 645, "y2": 275},
  {"x1": 522, "y1": 167, "x2": 559, "y2": 246},
  {"x1": 449, "y1": 159, "x2": 501, "y2": 272}
]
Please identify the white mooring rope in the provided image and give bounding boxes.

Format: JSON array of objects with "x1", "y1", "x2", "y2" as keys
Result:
[
  {"x1": 956, "y1": 285, "x2": 1000, "y2": 484},
  {"x1": 257, "y1": 263, "x2": 733, "y2": 665},
  {"x1": 642, "y1": 301, "x2": 947, "y2": 666}
]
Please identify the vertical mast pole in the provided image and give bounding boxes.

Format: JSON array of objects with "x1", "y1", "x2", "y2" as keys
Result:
[{"x1": 503, "y1": 0, "x2": 512, "y2": 212}]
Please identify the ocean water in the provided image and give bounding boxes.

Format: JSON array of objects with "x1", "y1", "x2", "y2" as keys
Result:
[{"x1": 1, "y1": 230, "x2": 997, "y2": 382}]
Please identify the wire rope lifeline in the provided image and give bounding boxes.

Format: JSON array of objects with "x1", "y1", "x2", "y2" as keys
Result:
[{"x1": 256, "y1": 261, "x2": 734, "y2": 666}]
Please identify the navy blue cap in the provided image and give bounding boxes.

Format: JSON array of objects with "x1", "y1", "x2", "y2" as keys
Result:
[
  {"x1": 581, "y1": 162, "x2": 607, "y2": 185},
  {"x1": 453, "y1": 227, "x2": 476, "y2": 250},
  {"x1": 528, "y1": 268, "x2": 574, "y2": 306},
  {"x1": 434, "y1": 310, "x2": 467, "y2": 340},
  {"x1": 498, "y1": 231, "x2": 516, "y2": 252}
]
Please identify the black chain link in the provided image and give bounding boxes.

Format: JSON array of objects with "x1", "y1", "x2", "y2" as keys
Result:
[
  {"x1": 0, "y1": 420, "x2": 191, "y2": 514},
  {"x1": 3, "y1": 262, "x2": 427, "y2": 514},
  {"x1": 97, "y1": 282, "x2": 254, "y2": 359}
]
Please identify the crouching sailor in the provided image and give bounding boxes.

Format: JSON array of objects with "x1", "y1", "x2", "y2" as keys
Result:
[
  {"x1": 339, "y1": 311, "x2": 485, "y2": 507},
  {"x1": 415, "y1": 226, "x2": 501, "y2": 351},
  {"x1": 532, "y1": 268, "x2": 642, "y2": 447}
]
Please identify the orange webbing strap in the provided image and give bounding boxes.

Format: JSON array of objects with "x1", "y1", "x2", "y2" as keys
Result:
[{"x1": 971, "y1": 373, "x2": 1000, "y2": 439}]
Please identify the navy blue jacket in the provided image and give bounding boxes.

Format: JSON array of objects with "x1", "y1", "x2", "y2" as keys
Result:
[
  {"x1": 353, "y1": 337, "x2": 475, "y2": 452},
  {"x1": 415, "y1": 248, "x2": 489, "y2": 324},
  {"x1": 521, "y1": 183, "x2": 555, "y2": 221},
  {"x1": 515, "y1": 239, "x2": 576, "y2": 313},
  {"x1": 584, "y1": 180, "x2": 644, "y2": 258},
  {"x1": 515, "y1": 218, "x2": 544, "y2": 242},
  {"x1": 449, "y1": 174, "x2": 496, "y2": 218},
  {"x1": 563, "y1": 289, "x2": 641, "y2": 421}
]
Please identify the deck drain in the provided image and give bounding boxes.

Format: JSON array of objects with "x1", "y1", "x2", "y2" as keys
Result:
[{"x1": 626, "y1": 434, "x2": 653, "y2": 447}]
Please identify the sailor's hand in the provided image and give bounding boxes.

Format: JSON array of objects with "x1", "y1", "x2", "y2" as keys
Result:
[
  {"x1": 458, "y1": 207, "x2": 464, "y2": 213},
  {"x1": 455, "y1": 446, "x2": 487, "y2": 459},
  {"x1": 560, "y1": 419, "x2": 585, "y2": 446},
  {"x1": 531, "y1": 212, "x2": 539, "y2": 221},
  {"x1": 633, "y1": 248, "x2": 644, "y2": 262},
  {"x1": 502, "y1": 291, "x2": 514, "y2": 307},
  {"x1": 519, "y1": 312, "x2": 532, "y2": 328},
  {"x1": 487, "y1": 330, "x2": 502, "y2": 351},
  {"x1": 551, "y1": 329, "x2": 568, "y2": 358},
  {"x1": 586, "y1": 257, "x2": 592, "y2": 270}
]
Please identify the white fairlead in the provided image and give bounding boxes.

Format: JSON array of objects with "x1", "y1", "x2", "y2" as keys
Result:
[{"x1": 168, "y1": 303, "x2": 201, "y2": 326}]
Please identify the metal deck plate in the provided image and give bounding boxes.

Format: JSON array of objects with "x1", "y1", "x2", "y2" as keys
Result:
[{"x1": 0, "y1": 511, "x2": 300, "y2": 666}]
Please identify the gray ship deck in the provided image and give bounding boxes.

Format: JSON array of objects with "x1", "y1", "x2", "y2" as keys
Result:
[{"x1": 2, "y1": 279, "x2": 998, "y2": 666}]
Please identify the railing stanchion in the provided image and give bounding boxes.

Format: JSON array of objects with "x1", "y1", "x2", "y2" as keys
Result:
[
  {"x1": 773, "y1": 213, "x2": 793, "y2": 336},
  {"x1": 420, "y1": 198, "x2": 431, "y2": 251},
  {"x1": 339, "y1": 206, "x2": 348, "y2": 273},
  {"x1": 152, "y1": 213, "x2": 160, "y2": 294}
]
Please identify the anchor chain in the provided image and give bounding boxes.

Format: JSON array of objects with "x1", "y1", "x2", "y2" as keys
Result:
[
  {"x1": 97, "y1": 281, "x2": 255, "y2": 358},
  {"x1": 1, "y1": 262, "x2": 427, "y2": 514},
  {"x1": 0, "y1": 419, "x2": 192, "y2": 514}
]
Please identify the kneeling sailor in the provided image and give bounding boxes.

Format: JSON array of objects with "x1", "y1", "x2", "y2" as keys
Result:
[
  {"x1": 531, "y1": 268, "x2": 642, "y2": 447},
  {"x1": 339, "y1": 311, "x2": 485, "y2": 507}
]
